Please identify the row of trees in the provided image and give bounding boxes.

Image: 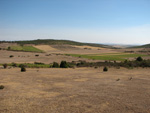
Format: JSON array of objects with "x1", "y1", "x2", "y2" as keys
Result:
[{"x1": 52, "y1": 61, "x2": 69, "y2": 68}]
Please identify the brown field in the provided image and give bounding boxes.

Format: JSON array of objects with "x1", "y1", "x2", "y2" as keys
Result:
[
  {"x1": 0, "y1": 43, "x2": 150, "y2": 113},
  {"x1": 33, "y1": 45, "x2": 58, "y2": 52},
  {"x1": 0, "y1": 43, "x2": 119, "y2": 64},
  {"x1": 0, "y1": 50, "x2": 101, "y2": 64},
  {"x1": 0, "y1": 67, "x2": 150, "y2": 113}
]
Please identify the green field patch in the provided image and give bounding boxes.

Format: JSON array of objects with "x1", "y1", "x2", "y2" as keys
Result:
[
  {"x1": 89, "y1": 53, "x2": 130, "y2": 56},
  {"x1": 19, "y1": 63, "x2": 50, "y2": 68},
  {"x1": 67, "y1": 53, "x2": 148, "y2": 61},
  {"x1": 8, "y1": 46, "x2": 44, "y2": 53}
]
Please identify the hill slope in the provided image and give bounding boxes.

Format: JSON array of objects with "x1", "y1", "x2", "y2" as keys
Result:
[
  {"x1": 130, "y1": 44, "x2": 150, "y2": 48},
  {"x1": 0, "y1": 39, "x2": 115, "y2": 48}
]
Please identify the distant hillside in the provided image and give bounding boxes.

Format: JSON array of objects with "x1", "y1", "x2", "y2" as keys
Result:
[
  {"x1": 0, "y1": 39, "x2": 116, "y2": 49},
  {"x1": 130, "y1": 44, "x2": 150, "y2": 48}
]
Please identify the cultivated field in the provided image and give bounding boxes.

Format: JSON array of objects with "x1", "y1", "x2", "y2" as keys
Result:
[
  {"x1": 8, "y1": 45, "x2": 44, "y2": 53},
  {"x1": 67, "y1": 53, "x2": 148, "y2": 61},
  {"x1": 0, "y1": 68, "x2": 150, "y2": 113}
]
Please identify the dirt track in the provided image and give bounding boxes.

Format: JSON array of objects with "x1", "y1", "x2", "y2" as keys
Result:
[{"x1": 0, "y1": 68, "x2": 150, "y2": 113}]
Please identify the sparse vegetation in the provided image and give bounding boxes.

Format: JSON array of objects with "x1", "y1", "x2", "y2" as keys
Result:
[
  {"x1": 0, "y1": 56, "x2": 149, "y2": 69},
  {"x1": 74, "y1": 56, "x2": 150, "y2": 68},
  {"x1": 12, "y1": 62, "x2": 17, "y2": 67}
]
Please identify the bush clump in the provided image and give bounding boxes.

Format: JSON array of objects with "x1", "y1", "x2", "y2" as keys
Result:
[
  {"x1": 0, "y1": 85, "x2": 4, "y2": 89},
  {"x1": 3, "y1": 64, "x2": 7, "y2": 69},
  {"x1": 103, "y1": 67, "x2": 108, "y2": 72},
  {"x1": 20, "y1": 65, "x2": 26, "y2": 72},
  {"x1": 9, "y1": 55, "x2": 14, "y2": 58},
  {"x1": 8, "y1": 46, "x2": 11, "y2": 50},
  {"x1": 60, "y1": 61, "x2": 68, "y2": 68},
  {"x1": 21, "y1": 66, "x2": 26, "y2": 72},
  {"x1": 136, "y1": 56, "x2": 143, "y2": 62},
  {"x1": 52, "y1": 62, "x2": 59, "y2": 68},
  {"x1": 12, "y1": 62, "x2": 17, "y2": 67},
  {"x1": 35, "y1": 54, "x2": 39, "y2": 57}
]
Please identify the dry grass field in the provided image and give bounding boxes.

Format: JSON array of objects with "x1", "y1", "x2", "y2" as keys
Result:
[
  {"x1": 0, "y1": 43, "x2": 150, "y2": 113},
  {"x1": 0, "y1": 67, "x2": 150, "y2": 113},
  {"x1": 0, "y1": 50, "x2": 100, "y2": 64}
]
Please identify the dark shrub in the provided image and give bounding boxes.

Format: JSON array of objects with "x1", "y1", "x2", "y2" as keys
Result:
[
  {"x1": 21, "y1": 66, "x2": 26, "y2": 72},
  {"x1": 3, "y1": 64, "x2": 7, "y2": 69},
  {"x1": 94, "y1": 66, "x2": 98, "y2": 69},
  {"x1": 9, "y1": 55, "x2": 14, "y2": 58},
  {"x1": 124, "y1": 60, "x2": 128, "y2": 63},
  {"x1": 8, "y1": 46, "x2": 11, "y2": 50},
  {"x1": 12, "y1": 62, "x2": 17, "y2": 67},
  {"x1": 60, "y1": 61, "x2": 68, "y2": 68},
  {"x1": 103, "y1": 67, "x2": 108, "y2": 72},
  {"x1": 35, "y1": 54, "x2": 39, "y2": 57},
  {"x1": 136, "y1": 56, "x2": 143, "y2": 62},
  {"x1": 116, "y1": 78, "x2": 120, "y2": 81},
  {"x1": 52, "y1": 62, "x2": 59, "y2": 68},
  {"x1": 0, "y1": 85, "x2": 4, "y2": 89}
]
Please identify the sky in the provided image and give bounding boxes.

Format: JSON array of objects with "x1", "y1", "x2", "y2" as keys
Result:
[{"x1": 0, "y1": 0, "x2": 150, "y2": 44}]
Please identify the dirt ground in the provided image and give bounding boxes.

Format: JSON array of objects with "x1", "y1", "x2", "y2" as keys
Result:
[{"x1": 0, "y1": 67, "x2": 150, "y2": 113}]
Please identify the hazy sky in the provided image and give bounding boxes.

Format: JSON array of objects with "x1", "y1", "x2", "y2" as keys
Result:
[{"x1": 0, "y1": 0, "x2": 150, "y2": 44}]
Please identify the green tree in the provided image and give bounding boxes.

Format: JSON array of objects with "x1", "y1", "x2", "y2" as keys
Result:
[
  {"x1": 136, "y1": 56, "x2": 143, "y2": 62},
  {"x1": 52, "y1": 62, "x2": 59, "y2": 68},
  {"x1": 60, "y1": 61, "x2": 68, "y2": 68}
]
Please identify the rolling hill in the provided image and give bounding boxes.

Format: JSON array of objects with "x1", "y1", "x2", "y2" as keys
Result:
[
  {"x1": 130, "y1": 44, "x2": 150, "y2": 48},
  {"x1": 0, "y1": 39, "x2": 116, "y2": 49}
]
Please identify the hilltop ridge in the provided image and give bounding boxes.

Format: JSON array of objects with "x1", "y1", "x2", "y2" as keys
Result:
[{"x1": 0, "y1": 39, "x2": 115, "y2": 49}]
